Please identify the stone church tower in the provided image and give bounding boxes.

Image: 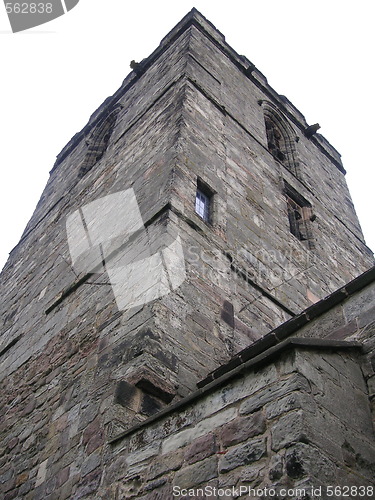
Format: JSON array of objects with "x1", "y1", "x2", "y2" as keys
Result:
[{"x1": 1, "y1": 9, "x2": 374, "y2": 500}]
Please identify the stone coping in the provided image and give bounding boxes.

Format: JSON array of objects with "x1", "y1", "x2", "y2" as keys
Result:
[{"x1": 108, "y1": 337, "x2": 362, "y2": 445}]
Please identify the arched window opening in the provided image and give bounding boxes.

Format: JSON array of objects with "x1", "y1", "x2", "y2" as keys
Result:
[
  {"x1": 265, "y1": 117, "x2": 286, "y2": 162},
  {"x1": 262, "y1": 102, "x2": 300, "y2": 177},
  {"x1": 78, "y1": 108, "x2": 120, "y2": 179}
]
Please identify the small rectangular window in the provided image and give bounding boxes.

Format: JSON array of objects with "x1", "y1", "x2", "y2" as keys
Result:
[
  {"x1": 284, "y1": 182, "x2": 314, "y2": 248},
  {"x1": 195, "y1": 179, "x2": 215, "y2": 224},
  {"x1": 195, "y1": 189, "x2": 210, "y2": 222},
  {"x1": 286, "y1": 195, "x2": 307, "y2": 241}
]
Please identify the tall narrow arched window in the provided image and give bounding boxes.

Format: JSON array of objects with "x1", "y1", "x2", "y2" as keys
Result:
[
  {"x1": 261, "y1": 102, "x2": 300, "y2": 177},
  {"x1": 78, "y1": 107, "x2": 120, "y2": 179},
  {"x1": 265, "y1": 116, "x2": 286, "y2": 162}
]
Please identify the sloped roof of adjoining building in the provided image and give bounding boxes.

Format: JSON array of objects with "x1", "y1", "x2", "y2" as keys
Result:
[
  {"x1": 109, "y1": 264, "x2": 375, "y2": 444},
  {"x1": 198, "y1": 265, "x2": 375, "y2": 388}
]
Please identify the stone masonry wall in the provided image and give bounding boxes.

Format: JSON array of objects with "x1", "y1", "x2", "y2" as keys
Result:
[
  {"x1": 294, "y1": 278, "x2": 375, "y2": 432},
  {"x1": 177, "y1": 25, "x2": 373, "y2": 302},
  {"x1": 98, "y1": 277, "x2": 374, "y2": 500},
  {"x1": 97, "y1": 344, "x2": 375, "y2": 500},
  {"x1": 1, "y1": 278, "x2": 373, "y2": 499},
  {"x1": 1, "y1": 30, "x2": 193, "y2": 500},
  {"x1": 1, "y1": 10, "x2": 374, "y2": 500}
]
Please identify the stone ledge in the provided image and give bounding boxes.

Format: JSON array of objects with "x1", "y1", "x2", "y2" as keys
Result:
[{"x1": 108, "y1": 337, "x2": 361, "y2": 445}]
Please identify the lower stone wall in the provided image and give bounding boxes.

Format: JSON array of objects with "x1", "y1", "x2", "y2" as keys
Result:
[
  {"x1": 294, "y1": 278, "x2": 375, "y2": 432},
  {"x1": 1, "y1": 278, "x2": 374, "y2": 500},
  {"x1": 100, "y1": 345, "x2": 375, "y2": 500}
]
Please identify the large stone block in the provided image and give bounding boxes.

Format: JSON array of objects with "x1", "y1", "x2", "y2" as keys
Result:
[
  {"x1": 218, "y1": 411, "x2": 266, "y2": 448},
  {"x1": 271, "y1": 411, "x2": 308, "y2": 451},
  {"x1": 240, "y1": 372, "x2": 311, "y2": 415},
  {"x1": 161, "y1": 408, "x2": 237, "y2": 455},
  {"x1": 173, "y1": 456, "x2": 218, "y2": 489},
  {"x1": 218, "y1": 437, "x2": 266, "y2": 473},
  {"x1": 184, "y1": 433, "x2": 217, "y2": 465},
  {"x1": 147, "y1": 448, "x2": 184, "y2": 480}
]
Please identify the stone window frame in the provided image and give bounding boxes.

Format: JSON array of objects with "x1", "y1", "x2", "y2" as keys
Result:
[
  {"x1": 195, "y1": 178, "x2": 214, "y2": 224},
  {"x1": 195, "y1": 189, "x2": 210, "y2": 221},
  {"x1": 260, "y1": 101, "x2": 300, "y2": 178},
  {"x1": 78, "y1": 107, "x2": 120, "y2": 179},
  {"x1": 284, "y1": 181, "x2": 315, "y2": 249}
]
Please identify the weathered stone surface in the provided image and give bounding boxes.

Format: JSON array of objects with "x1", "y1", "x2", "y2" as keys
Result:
[
  {"x1": 71, "y1": 469, "x2": 102, "y2": 500},
  {"x1": 268, "y1": 452, "x2": 284, "y2": 481},
  {"x1": 184, "y1": 433, "x2": 217, "y2": 465},
  {"x1": 81, "y1": 453, "x2": 101, "y2": 477},
  {"x1": 126, "y1": 442, "x2": 160, "y2": 467},
  {"x1": 147, "y1": 448, "x2": 184, "y2": 480},
  {"x1": 161, "y1": 408, "x2": 237, "y2": 455},
  {"x1": 239, "y1": 372, "x2": 311, "y2": 415},
  {"x1": 0, "y1": 8, "x2": 374, "y2": 500},
  {"x1": 265, "y1": 391, "x2": 315, "y2": 420},
  {"x1": 35, "y1": 459, "x2": 48, "y2": 488},
  {"x1": 173, "y1": 456, "x2": 218, "y2": 489},
  {"x1": 285, "y1": 443, "x2": 337, "y2": 484},
  {"x1": 218, "y1": 411, "x2": 266, "y2": 447},
  {"x1": 137, "y1": 483, "x2": 173, "y2": 500},
  {"x1": 218, "y1": 438, "x2": 266, "y2": 473},
  {"x1": 271, "y1": 411, "x2": 308, "y2": 451}
]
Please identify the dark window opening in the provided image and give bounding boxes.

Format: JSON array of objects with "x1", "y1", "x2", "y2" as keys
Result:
[
  {"x1": 284, "y1": 183, "x2": 314, "y2": 248},
  {"x1": 286, "y1": 195, "x2": 308, "y2": 241},
  {"x1": 261, "y1": 102, "x2": 300, "y2": 178},
  {"x1": 265, "y1": 117, "x2": 285, "y2": 162},
  {"x1": 78, "y1": 108, "x2": 120, "y2": 179},
  {"x1": 195, "y1": 180, "x2": 213, "y2": 223}
]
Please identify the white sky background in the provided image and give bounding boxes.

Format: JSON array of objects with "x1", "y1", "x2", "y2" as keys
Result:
[{"x1": 0, "y1": 0, "x2": 374, "y2": 272}]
